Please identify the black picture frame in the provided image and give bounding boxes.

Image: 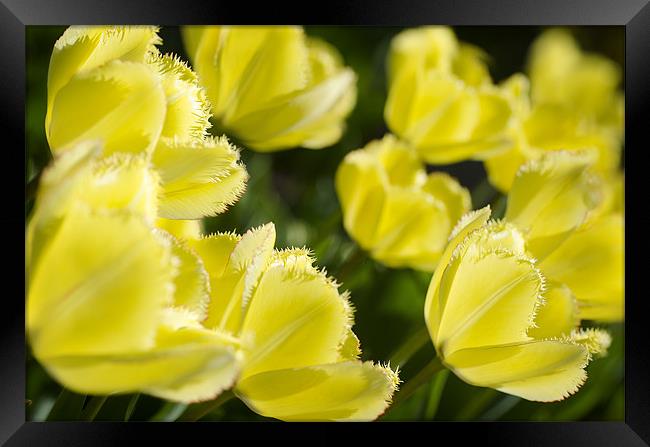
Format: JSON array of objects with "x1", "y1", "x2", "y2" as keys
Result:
[{"x1": 3, "y1": 0, "x2": 647, "y2": 444}]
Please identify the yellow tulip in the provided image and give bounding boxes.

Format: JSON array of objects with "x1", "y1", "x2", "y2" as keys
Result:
[
  {"x1": 384, "y1": 26, "x2": 514, "y2": 164},
  {"x1": 539, "y1": 172, "x2": 623, "y2": 323},
  {"x1": 484, "y1": 93, "x2": 621, "y2": 192},
  {"x1": 45, "y1": 27, "x2": 249, "y2": 221},
  {"x1": 424, "y1": 206, "x2": 610, "y2": 402},
  {"x1": 186, "y1": 223, "x2": 400, "y2": 421},
  {"x1": 504, "y1": 150, "x2": 601, "y2": 260},
  {"x1": 528, "y1": 28, "x2": 623, "y2": 139},
  {"x1": 335, "y1": 135, "x2": 470, "y2": 271},
  {"x1": 505, "y1": 152, "x2": 624, "y2": 322},
  {"x1": 26, "y1": 142, "x2": 241, "y2": 402},
  {"x1": 46, "y1": 26, "x2": 212, "y2": 156},
  {"x1": 484, "y1": 28, "x2": 623, "y2": 193},
  {"x1": 181, "y1": 26, "x2": 357, "y2": 151},
  {"x1": 151, "y1": 136, "x2": 248, "y2": 219}
]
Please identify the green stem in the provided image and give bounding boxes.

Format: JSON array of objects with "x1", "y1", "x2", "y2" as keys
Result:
[
  {"x1": 150, "y1": 402, "x2": 187, "y2": 422},
  {"x1": 479, "y1": 395, "x2": 520, "y2": 421},
  {"x1": 391, "y1": 357, "x2": 445, "y2": 407},
  {"x1": 80, "y1": 396, "x2": 108, "y2": 421},
  {"x1": 456, "y1": 388, "x2": 498, "y2": 421},
  {"x1": 176, "y1": 390, "x2": 235, "y2": 421},
  {"x1": 389, "y1": 327, "x2": 431, "y2": 367},
  {"x1": 423, "y1": 369, "x2": 449, "y2": 419},
  {"x1": 46, "y1": 388, "x2": 86, "y2": 421},
  {"x1": 124, "y1": 394, "x2": 141, "y2": 421}
]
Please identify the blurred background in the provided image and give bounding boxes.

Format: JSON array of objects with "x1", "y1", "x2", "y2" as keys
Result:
[{"x1": 25, "y1": 26, "x2": 624, "y2": 422}]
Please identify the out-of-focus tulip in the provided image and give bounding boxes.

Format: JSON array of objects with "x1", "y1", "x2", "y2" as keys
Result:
[
  {"x1": 528, "y1": 28, "x2": 623, "y2": 139},
  {"x1": 384, "y1": 26, "x2": 514, "y2": 164},
  {"x1": 46, "y1": 26, "x2": 213, "y2": 156},
  {"x1": 505, "y1": 151, "x2": 624, "y2": 322},
  {"x1": 45, "y1": 25, "x2": 249, "y2": 221},
  {"x1": 181, "y1": 26, "x2": 357, "y2": 152},
  {"x1": 424, "y1": 206, "x2": 611, "y2": 402},
  {"x1": 335, "y1": 135, "x2": 471, "y2": 271},
  {"x1": 484, "y1": 28, "x2": 623, "y2": 192},
  {"x1": 504, "y1": 150, "x2": 601, "y2": 260},
  {"x1": 26, "y1": 142, "x2": 241, "y2": 402}
]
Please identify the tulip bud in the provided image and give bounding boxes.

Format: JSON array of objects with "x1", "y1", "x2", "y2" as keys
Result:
[
  {"x1": 385, "y1": 26, "x2": 513, "y2": 164},
  {"x1": 26, "y1": 142, "x2": 240, "y2": 402},
  {"x1": 182, "y1": 26, "x2": 357, "y2": 151},
  {"x1": 186, "y1": 223, "x2": 400, "y2": 421},
  {"x1": 336, "y1": 135, "x2": 470, "y2": 271},
  {"x1": 424, "y1": 206, "x2": 610, "y2": 402}
]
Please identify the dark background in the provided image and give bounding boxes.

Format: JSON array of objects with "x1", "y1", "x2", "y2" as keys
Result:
[{"x1": 25, "y1": 25, "x2": 624, "y2": 422}]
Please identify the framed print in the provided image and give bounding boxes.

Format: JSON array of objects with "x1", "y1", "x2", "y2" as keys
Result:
[{"x1": 2, "y1": 0, "x2": 648, "y2": 444}]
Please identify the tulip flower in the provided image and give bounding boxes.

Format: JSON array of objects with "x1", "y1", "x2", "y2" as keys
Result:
[
  {"x1": 46, "y1": 26, "x2": 212, "y2": 156},
  {"x1": 505, "y1": 152, "x2": 624, "y2": 322},
  {"x1": 424, "y1": 206, "x2": 611, "y2": 402},
  {"x1": 384, "y1": 26, "x2": 514, "y2": 164},
  {"x1": 26, "y1": 141, "x2": 241, "y2": 402},
  {"x1": 186, "y1": 223, "x2": 400, "y2": 421},
  {"x1": 335, "y1": 135, "x2": 470, "y2": 271},
  {"x1": 528, "y1": 28, "x2": 624, "y2": 139},
  {"x1": 44, "y1": 26, "x2": 249, "y2": 221},
  {"x1": 181, "y1": 26, "x2": 357, "y2": 152},
  {"x1": 484, "y1": 29, "x2": 623, "y2": 192},
  {"x1": 504, "y1": 150, "x2": 601, "y2": 260},
  {"x1": 151, "y1": 136, "x2": 248, "y2": 219}
]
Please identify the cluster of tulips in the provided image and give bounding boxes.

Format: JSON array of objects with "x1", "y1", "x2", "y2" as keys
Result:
[{"x1": 26, "y1": 25, "x2": 623, "y2": 421}]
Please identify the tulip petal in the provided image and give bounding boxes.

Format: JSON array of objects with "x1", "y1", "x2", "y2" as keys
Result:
[
  {"x1": 523, "y1": 105, "x2": 622, "y2": 176},
  {"x1": 445, "y1": 328, "x2": 610, "y2": 402},
  {"x1": 228, "y1": 69, "x2": 356, "y2": 151},
  {"x1": 47, "y1": 60, "x2": 167, "y2": 155},
  {"x1": 527, "y1": 283, "x2": 579, "y2": 339},
  {"x1": 27, "y1": 207, "x2": 175, "y2": 360},
  {"x1": 158, "y1": 232, "x2": 211, "y2": 319},
  {"x1": 541, "y1": 214, "x2": 624, "y2": 322},
  {"x1": 152, "y1": 137, "x2": 248, "y2": 219},
  {"x1": 43, "y1": 312, "x2": 240, "y2": 402},
  {"x1": 528, "y1": 29, "x2": 622, "y2": 129},
  {"x1": 434, "y1": 226, "x2": 544, "y2": 356},
  {"x1": 423, "y1": 172, "x2": 472, "y2": 225},
  {"x1": 225, "y1": 27, "x2": 309, "y2": 122},
  {"x1": 484, "y1": 144, "x2": 528, "y2": 193},
  {"x1": 335, "y1": 151, "x2": 386, "y2": 248},
  {"x1": 193, "y1": 27, "x2": 270, "y2": 118},
  {"x1": 240, "y1": 250, "x2": 351, "y2": 379},
  {"x1": 387, "y1": 26, "x2": 458, "y2": 85},
  {"x1": 445, "y1": 340, "x2": 588, "y2": 402},
  {"x1": 235, "y1": 361, "x2": 399, "y2": 421},
  {"x1": 370, "y1": 188, "x2": 450, "y2": 270},
  {"x1": 26, "y1": 141, "x2": 101, "y2": 271},
  {"x1": 413, "y1": 89, "x2": 513, "y2": 164},
  {"x1": 425, "y1": 206, "x2": 491, "y2": 333},
  {"x1": 80, "y1": 152, "x2": 159, "y2": 221},
  {"x1": 187, "y1": 224, "x2": 275, "y2": 334},
  {"x1": 149, "y1": 52, "x2": 212, "y2": 140},
  {"x1": 46, "y1": 26, "x2": 161, "y2": 129}
]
